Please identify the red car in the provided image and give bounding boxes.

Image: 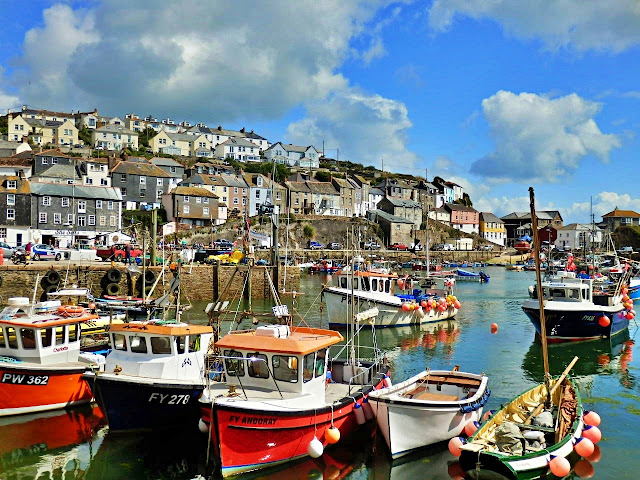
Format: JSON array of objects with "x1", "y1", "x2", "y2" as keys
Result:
[
  {"x1": 389, "y1": 243, "x2": 408, "y2": 251},
  {"x1": 96, "y1": 243, "x2": 143, "y2": 261}
]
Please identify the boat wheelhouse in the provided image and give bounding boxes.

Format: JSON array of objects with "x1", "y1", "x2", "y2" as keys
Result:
[
  {"x1": 90, "y1": 320, "x2": 214, "y2": 432},
  {"x1": 0, "y1": 297, "x2": 99, "y2": 416},
  {"x1": 323, "y1": 265, "x2": 459, "y2": 328},
  {"x1": 199, "y1": 325, "x2": 389, "y2": 477}
]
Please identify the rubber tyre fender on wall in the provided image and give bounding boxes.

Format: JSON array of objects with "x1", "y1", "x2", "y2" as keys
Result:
[
  {"x1": 105, "y1": 283, "x2": 121, "y2": 296},
  {"x1": 44, "y1": 284, "x2": 59, "y2": 295},
  {"x1": 45, "y1": 270, "x2": 61, "y2": 285},
  {"x1": 106, "y1": 268, "x2": 122, "y2": 283},
  {"x1": 144, "y1": 270, "x2": 157, "y2": 285}
]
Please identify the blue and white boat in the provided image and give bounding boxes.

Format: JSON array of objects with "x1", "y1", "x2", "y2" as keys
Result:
[{"x1": 456, "y1": 269, "x2": 490, "y2": 283}]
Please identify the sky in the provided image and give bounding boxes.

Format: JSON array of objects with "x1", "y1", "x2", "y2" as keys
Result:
[{"x1": 1, "y1": 0, "x2": 640, "y2": 223}]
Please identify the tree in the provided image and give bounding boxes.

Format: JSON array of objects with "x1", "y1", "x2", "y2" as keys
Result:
[
  {"x1": 314, "y1": 171, "x2": 331, "y2": 182},
  {"x1": 0, "y1": 116, "x2": 7, "y2": 135},
  {"x1": 138, "y1": 127, "x2": 156, "y2": 148},
  {"x1": 303, "y1": 224, "x2": 315, "y2": 238},
  {"x1": 78, "y1": 127, "x2": 92, "y2": 145}
]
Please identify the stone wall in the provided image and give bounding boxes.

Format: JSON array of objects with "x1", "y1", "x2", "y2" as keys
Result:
[{"x1": 0, "y1": 263, "x2": 300, "y2": 303}]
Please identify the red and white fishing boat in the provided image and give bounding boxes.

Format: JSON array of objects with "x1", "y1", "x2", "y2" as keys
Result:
[
  {"x1": 198, "y1": 324, "x2": 389, "y2": 477},
  {"x1": 0, "y1": 297, "x2": 101, "y2": 416}
]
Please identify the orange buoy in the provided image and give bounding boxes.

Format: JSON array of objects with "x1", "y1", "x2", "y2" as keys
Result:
[
  {"x1": 582, "y1": 425, "x2": 602, "y2": 443},
  {"x1": 463, "y1": 421, "x2": 479, "y2": 436},
  {"x1": 491, "y1": 323, "x2": 498, "y2": 333},
  {"x1": 574, "y1": 437, "x2": 595, "y2": 457},
  {"x1": 583, "y1": 411, "x2": 601, "y2": 427},
  {"x1": 448, "y1": 437, "x2": 465, "y2": 457},
  {"x1": 548, "y1": 456, "x2": 571, "y2": 477}
]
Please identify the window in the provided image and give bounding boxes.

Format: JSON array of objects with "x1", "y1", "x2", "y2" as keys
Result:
[
  {"x1": 224, "y1": 350, "x2": 245, "y2": 377},
  {"x1": 0, "y1": 327, "x2": 4, "y2": 348},
  {"x1": 77, "y1": 200, "x2": 86, "y2": 213},
  {"x1": 78, "y1": 216, "x2": 86, "y2": 227},
  {"x1": 68, "y1": 323, "x2": 79, "y2": 343},
  {"x1": 129, "y1": 335, "x2": 147, "y2": 353},
  {"x1": 112, "y1": 333, "x2": 127, "y2": 351},
  {"x1": 85, "y1": 177, "x2": 93, "y2": 185},
  {"x1": 242, "y1": 198, "x2": 246, "y2": 206},
  {"x1": 6, "y1": 327, "x2": 18, "y2": 348},
  {"x1": 42, "y1": 158, "x2": 49, "y2": 165},
  {"x1": 203, "y1": 207, "x2": 209, "y2": 216},
  {"x1": 7, "y1": 194, "x2": 15, "y2": 205},
  {"x1": 54, "y1": 213, "x2": 61, "y2": 224},
  {"x1": 43, "y1": 196, "x2": 53, "y2": 206},
  {"x1": 183, "y1": 205, "x2": 190, "y2": 214},
  {"x1": 41, "y1": 327, "x2": 52, "y2": 348},
  {"x1": 96, "y1": 200, "x2": 103, "y2": 209},
  {"x1": 188, "y1": 334, "x2": 201, "y2": 352},
  {"x1": 62, "y1": 197, "x2": 70, "y2": 207},
  {"x1": 243, "y1": 188, "x2": 246, "y2": 194},
  {"x1": 107, "y1": 201, "x2": 114, "y2": 210},
  {"x1": 99, "y1": 216, "x2": 106, "y2": 226},
  {"x1": 140, "y1": 189, "x2": 146, "y2": 198},
  {"x1": 140, "y1": 176, "x2": 146, "y2": 185},
  {"x1": 272, "y1": 355, "x2": 298, "y2": 383},
  {"x1": 39, "y1": 212, "x2": 47, "y2": 223},
  {"x1": 88, "y1": 215, "x2": 95, "y2": 226},
  {"x1": 121, "y1": 174, "x2": 127, "y2": 182},
  {"x1": 157, "y1": 178, "x2": 163, "y2": 186},
  {"x1": 247, "y1": 353, "x2": 269, "y2": 378},
  {"x1": 183, "y1": 196, "x2": 190, "y2": 203},
  {"x1": 20, "y1": 328, "x2": 36, "y2": 349},
  {"x1": 121, "y1": 187, "x2": 127, "y2": 196},
  {"x1": 233, "y1": 198, "x2": 239, "y2": 205},
  {"x1": 222, "y1": 196, "x2": 227, "y2": 203},
  {"x1": 203, "y1": 197, "x2": 209, "y2": 204},
  {"x1": 156, "y1": 190, "x2": 163, "y2": 199},
  {"x1": 67, "y1": 214, "x2": 74, "y2": 225},
  {"x1": 110, "y1": 216, "x2": 116, "y2": 226},
  {"x1": 151, "y1": 336, "x2": 172, "y2": 354},
  {"x1": 7, "y1": 180, "x2": 16, "y2": 189},
  {"x1": 101, "y1": 178, "x2": 108, "y2": 186},
  {"x1": 234, "y1": 187, "x2": 238, "y2": 194},
  {"x1": 223, "y1": 187, "x2": 227, "y2": 193},
  {"x1": 170, "y1": 166, "x2": 177, "y2": 173},
  {"x1": 303, "y1": 352, "x2": 314, "y2": 382}
]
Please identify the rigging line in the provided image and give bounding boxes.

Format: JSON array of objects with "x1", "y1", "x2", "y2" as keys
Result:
[{"x1": 228, "y1": 271, "x2": 249, "y2": 332}]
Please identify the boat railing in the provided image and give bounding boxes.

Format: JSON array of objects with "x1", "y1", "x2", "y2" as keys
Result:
[
  {"x1": 345, "y1": 360, "x2": 384, "y2": 396},
  {"x1": 330, "y1": 343, "x2": 382, "y2": 363}
]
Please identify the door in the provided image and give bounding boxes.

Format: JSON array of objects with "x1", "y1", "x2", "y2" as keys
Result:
[{"x1": 16, "y1": 233, "x2": 22, "y2": 247}]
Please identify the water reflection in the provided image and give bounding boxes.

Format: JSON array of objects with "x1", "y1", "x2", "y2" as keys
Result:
[{"x1": 0, "y1": 405, "x2": 105, "y2": 480}]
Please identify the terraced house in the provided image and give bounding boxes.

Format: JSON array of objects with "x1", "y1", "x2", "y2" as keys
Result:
[
  {"x1": 0, "y1": 174, "x2": 31, "y2": 247},
  {"x1": 91, "y1": 125, "x2": 139, "y2": 151},
  {"x1": 149, "y1": 131, "x2": 211, "y2": 157},
  {"x1": 479, "y1": 212, "x2": 506, "y2": 247},
  {"x1": 162, "y1": 186, "x2": 224, "y2": 227},
  {"x1": 8, "y1": 114, "x2": 78, "y2": 146},
  {"x1": 110, "y1": 159, "x2": 171, "y2": 210}
]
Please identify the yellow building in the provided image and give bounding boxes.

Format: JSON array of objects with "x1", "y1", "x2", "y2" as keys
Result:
[
  {"x1": 8, "y1": 114, "x2": 78, "y2": 146},
  {"x1": 479, "y1": 212, "x2": 506, "y2": 247},
  {"x1": 149, "y1": 131, "x2": 211, "y2": 157}
]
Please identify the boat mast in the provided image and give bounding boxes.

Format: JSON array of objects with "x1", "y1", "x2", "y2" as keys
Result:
[{"x1": 528, "y1": 187, "x2": 551, "y2": 390}]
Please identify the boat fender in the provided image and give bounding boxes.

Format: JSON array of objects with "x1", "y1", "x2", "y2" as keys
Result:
[
  {"x1": 574, "y1": 437, "x2": 595, "y2": 457},
  {"x1": 582, "y1": 425, "x2": 602, "y2": 444},
  {"x1": 548, "y1": 456, "x2": 571, "y2": 477},
  {"x1": 353, "y1": 403, "x2": 366, "y2": 425},
  {"x1": 464, "y1": 421, "x2": 479, "y2": 436},
  {"x1": 460, "y1": 404, "x2": 474, "y2": 414},
  {"x1": 448, "y1": 437, "x2": 465, "y2": 456},
  {"x1": 45, "y1": 270, "x2": 61, "y2": 285},
  {"x1": 325, "y1": 426, "x2": 340, "y2": 444},
  {"x1": 383, "y1": 374, "x2": 392, "y2": 388},
  {"x1": 362, "y1": 397, "x2": 374, "y2": 421},
  {"x1": 198, "y1": 418, "x2": 209, "y2": 433},
  {"x1": 105, "y1": 268, "x2": 122, "y2": 283},
  {"x1": 307, "y1": 437, "x2": 324, "y2": 458},
  {"x1": 105, "y1": 283, "x2": 121, "y2": 296},
  {"x1": 583, "y1": 410, "x2": 601, "y2": 427}
]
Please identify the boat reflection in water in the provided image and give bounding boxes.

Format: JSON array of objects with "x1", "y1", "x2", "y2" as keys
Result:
[
  {"x1": 359, "y1": 319, "x2": 460, "y2": 355},
  {"x1": 522, "y1": 328, "x2": 634, "y2": 387},
  {"x1": 370, "y1": 440, "x2": 464, "y2": 480},
  {"x1": 0, "y1": 404, "x2": 106, "y2": 479}
]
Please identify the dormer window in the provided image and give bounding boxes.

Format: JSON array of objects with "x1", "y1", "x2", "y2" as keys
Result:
[{"x1": 7, "y1": 180, "x2": 17, "y2": 189}]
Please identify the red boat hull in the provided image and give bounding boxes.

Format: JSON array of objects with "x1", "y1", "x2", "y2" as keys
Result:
[
  {"x1": 203, "y1": 375, "x2": 387, "y2": 477},
  {"x1": 0, "y1": 364, "x2": 93, "y2": 416}
]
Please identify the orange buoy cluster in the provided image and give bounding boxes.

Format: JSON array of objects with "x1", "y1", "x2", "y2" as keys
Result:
[
  {"x1": 619, "y1": 286, "x2": 636, "y2": 321},
  {"x1": 400, "y1": 295, "x2": 461, "y2": 314}
]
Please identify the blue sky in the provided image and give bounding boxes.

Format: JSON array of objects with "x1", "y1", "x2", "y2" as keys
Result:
[{"x1": 1, "y1": 1, "x2": 640, "y2": 223}]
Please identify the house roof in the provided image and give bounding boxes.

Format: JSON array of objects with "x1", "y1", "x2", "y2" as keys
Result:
[
  {"x1": 29, "y1": 182, "x2": 122, "y2": 200},
  {"x1": 35, "y1": 149, "x2": 73, "y2": 159},
  {"x1": 24, "y1": 118, "x2": 65, "y2": 128},
  {"x1": 167, "y1": 132, "x2": 205, "y2": 143},
  {"x1": 267, "y1": 143, "x2": 316, "y2": 154},
  {"x1": 369, "y1": 187, "x2": 384, "y2": 196},
  {"x1": 501, "y1": 211, "x2": 555, "y2": 221},
  {"x1": 34, "y1": 163, "x2": 81, "y2": 179},
  {"x1": 17, "y1": 108, "x2": 74, "y2": 119},
  {"x1": 602, "y1": 208, "x2": 640, "y2": 218},
  {"x1": 332, "y1": 177, "x2": 353, "y2": 189},
  {"x1": 218, "y1": 137, "x2": 258, "y2": 148},
  {"x1": 445, "y1": 203, "x2": 477, "y2": 212},
  {"x1": 0, "y1": 156, "x2": 32, "y2": 167},
  {"x1": 284, "y1": 181, "x2": 312, "y2": 193},
  {"x1": 220, "y1": 175, "x2": 248, "y2": 188},
  {"x1": 151, "y1": 157, "x2": 183, "y2": 168},
  {"x1": 479, "y1": 212, "x2": 503, "y2": 223},
  {"x1": 110, "y1": 160, "x2": 171, "y2": 177},
  {"x1": 377, "y1": 178, "x2": 413, "y2": 190},
  {"x1": 95, "y1": 125, "x2": 137, "y2": 135},
  {"x1": 368, "y1": 209, "x2": 414, "y2": 224},
  {"x1": 187, "y1": 125, "x2": 213, "y2": 135},
  {"x1": 0, "y1": 176, "x2": 30, "y2": 194},
  {"x1": 171, "y1": 186, "x2": 219, "y2": 198},
  {"x1": 558, "y1": 223, "x2": 602, "y2": 231},
  {"x1": 382, "y1": 197, "x2": 422, "y2": 208},
  {"x1": 307, "y1": 182, "x2": 338, "y2": 195}
]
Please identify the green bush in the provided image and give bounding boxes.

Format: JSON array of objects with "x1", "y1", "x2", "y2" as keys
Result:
[{"x1": 303, "y1": 224, "x2": 315, "y2": 238}]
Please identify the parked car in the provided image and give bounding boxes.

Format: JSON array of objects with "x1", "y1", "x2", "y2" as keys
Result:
[
  {"x1": 443, "y1": 243, "x2": 455, "y2": 251},
  {"x1": 363, "y1": 241, "x2": 381, "y2": 250},
  {"x1": 389, "y1": 243, "x2": 408, "y2": 251},
  {"x1": 308, "y1": 241, "x2": 324, "y2": 250},
  {"x1": 431, "y1": 243, "x2": 444, "y2": 251},
  {"x1": 328, "y1": 242, "x2": 342, "y2": 250},
  {"x1": 410, "y1": 243, "x2": 423, "y2": 252},
  {"x1": 31, "y1": 244, "x2": 63, "y2": 261},
  {"x1": 96, "y1": 244, "x2": 143, "y2": 261},
  {"x1": 479, "y1": 244, "x2": 494, "y2": 251},
  {"x1": 213, "y1": 239, "x2": 234, "y2": 251},
  {"x1": 0, "y1": 242, "x2": 15, "y2": 257}
]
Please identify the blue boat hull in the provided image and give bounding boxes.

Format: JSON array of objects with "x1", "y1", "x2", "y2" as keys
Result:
[
  {"x1": 522, "y1": 306, "x2": 629, "y2": 343},
  {"x1": 93, "y1": 376, "x2": 204, "y2": 432}
]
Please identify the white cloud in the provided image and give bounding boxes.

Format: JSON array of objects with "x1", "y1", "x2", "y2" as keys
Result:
[
  {"x1": 563, "y1": 192, "x2": 640, "y2": 222},
  {"x1": 287, "y1": 87, "x2": 420, "y2": 171},
  {"x1": 9, "y1": 1, "x2": 393, "y2": 121},
  {"x1": 428, "y1": 0, "x2": 640, "y2": 52},
  {"x1": 0, "y1": 67, "x2": 20, "y2": 111},
  {"x1": 470, "y1": 91, "x2": 621, "y2": 183}
]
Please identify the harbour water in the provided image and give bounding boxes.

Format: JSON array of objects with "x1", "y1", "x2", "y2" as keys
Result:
[{"x1": 1, "y1": 266, "x2": 637, "y2": 479}]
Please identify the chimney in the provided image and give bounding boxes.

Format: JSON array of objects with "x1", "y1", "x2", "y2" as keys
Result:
[
  {"x1": 240, "y1": 127, "x2": 245, "y2": 133},
  {"x1": 17, "y1": 169, "x2": 25, "y2": 180},
  {"x1": 218, "y1": 126, "x2": 222, "y2": 131}
]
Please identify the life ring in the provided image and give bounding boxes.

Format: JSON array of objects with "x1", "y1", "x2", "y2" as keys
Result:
[
  {"x1": 105, "y1": 283, "x2": 121, "y2": 296},
  {"x1": 105, "y1": 268, "x2": 122, "y2": 283},
  {"x1": 57, "y1": 305, "x2": 85, "y2": 317}
]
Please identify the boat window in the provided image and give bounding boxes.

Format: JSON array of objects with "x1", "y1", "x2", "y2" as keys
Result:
[
  {"x1": 176, "y1": 336, "x2": 186, "y2": 354},
  {"x1": 303, "y1": 352, "x2": 314, "y2": 382},
  {"x1": 315, "y1": 349, "x2": 326, "y2": 378},
  {"x1": 129, "y1": 335, "x2": 147, "y2": 353},
  {"x1": 188, "y1": 334, "x2": 201, "y2": 352},
  {"x1": 112, "y1": 333, "x2": 127, "y2": 351},
  {"x1": 550, "y1": 288, "x2": 565, "y2": 298},
  {"x1": 41, "y1": 327, "x2": 52, "y2": 348},
  {"x1": 361, "y1": 277, "x2": 370, "y2": 290},
  {"x1": 371, "y1": 278, "x2": 378, "y2": 291},
  {"x1": 379, "y1": 279, "x2": 384, "y2": 292},
  {"x1": 224, "y1": 349, "x2": 245, "y2": 377},
  {"x1": 68, "y1": 323, "x2": 79, "y2": 343},
  {"x1": 20, "y1": 328, "x2": 36, "y2": 349},
  {"x1": 340, "y1": 277, "x2": 347, "y2": 288},
  {"x1": 385, "y1": 280, "x2": 390, "y2": 292},
  {"x1": 272, "y1": 355, "x2": 298, "y2": 383},
  {"x1": 0, "y1": 327, "x2": 5, "y2": 348},
  {"x1": 568, "y1": 289, "x2": 579, "y2": 299},
  {"x1": 150, "y1": 336, "x2": 172, "y2": 354},
  {"x1": 6, "y1": 327, "x2": 18, "y2": 349},
  {"x1": 55, "y1": 326, "x2": 65, "y2": 345},
  {"x1": 247, "y1": 352, "x2": 269, "y2": 379}
]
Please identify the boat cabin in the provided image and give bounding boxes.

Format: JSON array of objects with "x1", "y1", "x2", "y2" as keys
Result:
[
  {"x1": 214, "y1": 325, "x2": 344, "y2": 396},
  {"x1": 106, "y1": 321, "x2": 213, "y2": 380},
  {"x1": 0, "y1": 297, "x2": 85, "y2": 364},
  {"x1": 334, "y1": 270, "x2": 398, "y2": 295}
]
